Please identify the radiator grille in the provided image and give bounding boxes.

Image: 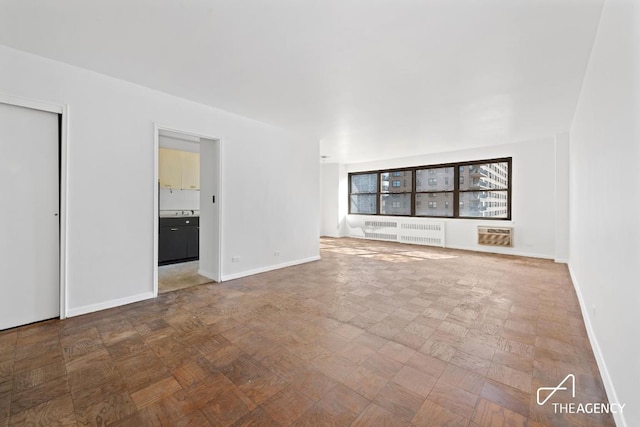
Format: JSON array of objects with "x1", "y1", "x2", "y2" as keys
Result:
[
  {"x1": 351, "y1": 218, "x2": 445, "y2": 247},
  {"x1": 400, "y1": 236, "x2": 443, "y2": 245},
  {"x1": 364, "y1": 232, "x2": 397, "y2": 241},
  {"x1": 401, "y1": 223, "x2": 443, "y2": 232},
  {"x1": 365, "y1": 220, "x2": 398, "y2": 228}
]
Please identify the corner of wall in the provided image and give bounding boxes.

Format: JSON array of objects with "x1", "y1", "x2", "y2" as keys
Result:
[{"x1": 567, "y1": 265, "x2": 628, "y2": 427}]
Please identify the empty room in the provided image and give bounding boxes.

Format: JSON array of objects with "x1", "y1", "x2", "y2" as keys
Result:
[{"x1": 0, "y1": 0, "x2": 637, "y2": 426}]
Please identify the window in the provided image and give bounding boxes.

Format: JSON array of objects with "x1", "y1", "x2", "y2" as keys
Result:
[
  {"x1": 348, "y1": 158, "x2": 511, "y2": 219},
  {"x1": 380, "y1": 194, "x2": 410, "y2": 215},
  {"x1": 458, "y1": 160, "x2": 510, "y2": 218},
  {"x1": 349, "y1": 173, "x2": 377, "y2": 214},
  {"x1": 379, "y1": 170, "x2": 412, "y2": 215},
  {"x1": 415, "y1": 166, "x2": 455, "y2": 217}
]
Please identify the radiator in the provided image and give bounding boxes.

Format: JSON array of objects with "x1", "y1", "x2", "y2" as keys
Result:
[{"x1": 350, "y1": 217, "x2": 445, "y2": 247}]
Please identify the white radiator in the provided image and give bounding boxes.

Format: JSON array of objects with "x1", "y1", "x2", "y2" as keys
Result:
[{"x1": 348, "y1": 216, "x2": 445, "y2": 247}]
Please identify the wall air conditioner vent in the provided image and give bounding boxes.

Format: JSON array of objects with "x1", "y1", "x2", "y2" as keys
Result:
[{"x1": 477, "y1": 226, "x2": 513, "y2": 247}]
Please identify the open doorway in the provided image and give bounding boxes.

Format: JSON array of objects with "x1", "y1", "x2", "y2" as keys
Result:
[{"x1": 153, "y1": 126, "x2": 221, "y2": 295}]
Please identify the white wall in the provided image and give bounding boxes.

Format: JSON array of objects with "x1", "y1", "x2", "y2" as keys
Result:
[
  {"x1": 320, "y1": 163, "x2": 340, "y2": 237},
  {"x1": 221, "y1": 129, "x2": 320, "y2": 279},
  {"x1": 0, "y1": 45, "x2": 320, "y2": 316},
  {"x1": 325, "y1": 137, "x2": 562, "y2": 259},
  {"x1": 159, "y1": 189, "x2": 199, "y2": 211},
  {"x1": 554, "y1": 132, "x2": 570, "y2": 262},
  {"x1": 569, "y1": 0, "x2": 640, "y2": 425}
]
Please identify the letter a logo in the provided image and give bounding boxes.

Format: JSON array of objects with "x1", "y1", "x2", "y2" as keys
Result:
[{"x1": 537, "y1": 374, "x2": 576, "y2": 405}]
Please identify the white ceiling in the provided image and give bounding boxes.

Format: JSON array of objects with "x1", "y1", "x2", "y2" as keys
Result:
[{"x1": 0, "y1": 0, "x2": 603, "y2": 163}]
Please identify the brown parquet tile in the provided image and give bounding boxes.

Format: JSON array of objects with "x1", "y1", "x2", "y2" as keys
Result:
[
  {"x1": 0, "y1": 237, "x2": 616, "y2": 426},
  {"x1": 412, "y1": 399, "x2": 470, "y2": 426},
  {"x1": 351, "y1": 403, "x2": 408, "y2": 427},
  {"x1": 373, "y1": 382, "x2": 424, "y2": 422},
  {"x1": 390, "y1": 365, "x2": 437, "y2": 398},
  {"x1": 428, "y1": 381, "x2": 479, "y2": 419},
  {"x1": 480, "y1": 379, "x2": 531, "y2": 419}
]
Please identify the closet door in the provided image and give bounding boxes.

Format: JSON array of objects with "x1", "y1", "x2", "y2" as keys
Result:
[{"x1": 0, "y1": 102, "x2": 60, "y2": 330}]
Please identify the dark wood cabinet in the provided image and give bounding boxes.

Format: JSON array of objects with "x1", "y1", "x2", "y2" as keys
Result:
[
  {"x1": 185, "y1": 225, "x2": 199, "y2": 259},
  {"x1": 159, "y1": 217, "x2": 199, "y2": 265}
]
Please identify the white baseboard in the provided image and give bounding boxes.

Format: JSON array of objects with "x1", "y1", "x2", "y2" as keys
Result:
[
  {"x1": 66, "y1": 291, "x2": 155, "y2": 318},
  {"x1": 554, "y1": 258, "x2": 569, "y2": 264},
  {"x1": 221, "y1": 256, "x2": 321, "y2": 282},
  {"x1": 568, "y1": 265, "x2": 627, "y2": 427},
  {"x1": 197, "y1": 269, "x2": 218, "y2": 282}
]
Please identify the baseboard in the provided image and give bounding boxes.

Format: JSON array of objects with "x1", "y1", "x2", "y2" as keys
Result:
[
  {"x1": 197, "y1": 269, "x2": 218, "y2": 282},
  {"x1": 554, "y1": 258, "x2": 569, "y2": 264},
  {"x1": 320, "y1": 233, "x2": 341, "y2": 238},
  {"x1": 221, "y1": 255, "x2": 321, "y2": 281},
  {"x1": 66, "y1": 291, "x2": 155, "y2": 318},
  {"x1": 568, "y1": 265, "x2": 627, "y2": 427}
]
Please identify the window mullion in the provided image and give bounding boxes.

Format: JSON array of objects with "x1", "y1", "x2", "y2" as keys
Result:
[
  {"x1": 377, "y1": 172, "x2": 381, "y2": 215},
  {"x1": 411, "y1": 169, "x2": 416, "y2": 216},
  {"x1": 453, "y1": 166, "x2": 460, "y2": 217}
]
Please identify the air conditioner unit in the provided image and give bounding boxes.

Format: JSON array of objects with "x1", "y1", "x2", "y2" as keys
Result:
[{"x1": 477, "y1": 226, "x2": 513, "y2": 247}]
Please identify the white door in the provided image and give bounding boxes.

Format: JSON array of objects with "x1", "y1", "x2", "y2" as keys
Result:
[{"x1": 0, "y1": 102, "x2": 60, "y2": 330}]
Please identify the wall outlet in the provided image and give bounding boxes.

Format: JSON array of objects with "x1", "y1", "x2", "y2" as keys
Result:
[
  {"x1": 231, "y1": 256, "x2": 240, "y2": 263},
  {"x1": 274, "y1": 251, "x2": 280, "y2": 256}
]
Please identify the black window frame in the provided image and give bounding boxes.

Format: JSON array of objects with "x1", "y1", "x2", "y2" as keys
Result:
[
  {"x1": 348, "y1": 172, "x2": 378, "y2": 215},
  {"x1": 348, "y1": 157, "x2": 512, "y2": 220}
]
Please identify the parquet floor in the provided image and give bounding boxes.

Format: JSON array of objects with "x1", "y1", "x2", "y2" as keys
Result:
[{"x1": 0, "y1": 238, "x2": 614, "y2": 426}]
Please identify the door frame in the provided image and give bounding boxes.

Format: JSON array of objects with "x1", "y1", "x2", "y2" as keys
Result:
[
  {"x1": 153, "y1": 124, "x2": 223, "y2": 296},
  {"x1": 0, "y1": 93, "x2": 69, "y2": 319}
]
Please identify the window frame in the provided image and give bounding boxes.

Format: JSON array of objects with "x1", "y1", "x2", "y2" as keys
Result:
[
  {"x1": 347, "y1": 157, "x2": 512, "y2": 220},
  {"x1": 348, "y1": 172, "x2": 378, "y2": 215}
]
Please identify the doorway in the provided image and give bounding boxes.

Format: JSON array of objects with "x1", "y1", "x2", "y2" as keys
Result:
[
  {"x1": 153, "y1": 126, "x2": 221, "y2": 295},
  {"x1": 0, "y1": 99, "x2": 64, "y2": 329}
]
